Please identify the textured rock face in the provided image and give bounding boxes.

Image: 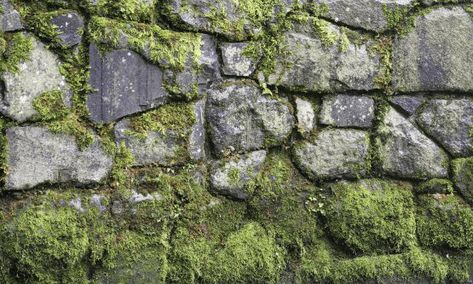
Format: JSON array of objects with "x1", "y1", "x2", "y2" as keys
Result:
[
  {"x1": 453, "y1": 158, "x2": 473, "y2": 204},
  {"x1": 319, "y1": 95, "x2": 375, "y2": 128},
  {"x1": 210, "y1": 150, "x2": 267, "y2": 200},
  {"x1": 220, "y1": 42, "x2": 259, "y2": 76},
  {"x1": 262, "y1": 20, "x2": 381, "y2": 92},
  {"x1": 389, "y1": 95, "x2": 424, "y2": 116},
  {"x1": 5, "y1": 127, "x2": 113, "y2": 190},
  {"x1": 313, "y1": 0, "x2": 414, "y2": 32},
  {"x1": 417, "y1": 99, "x2": 473, "y2": 157},
  {"x1": 0, "y1": 0, "x2": 23, "y2": 32},
  {"x1": 207, "y1": 80, "x2": 293, "y2": 156},
  {"x1": 294, "y1": 129, "x2": 370, "y2": 180},
  {"x1": 0, "y1": 34, "x2": 70, "y2": 122},
  {"x1": 378, "y1": 107, "x2": 449, "y2": 179},
  {"x1": 50, "y1": 11, "x2": 84, "y2": 47},
  {"x1": 295, "y1": 97, "x2": 316, "y2": 136},
  {"x1": 393, "y1": 7, "x2": 473, "y2": 92},
  {"x1": 87, "y1": 44, "x2": 169, "y2": 123}
]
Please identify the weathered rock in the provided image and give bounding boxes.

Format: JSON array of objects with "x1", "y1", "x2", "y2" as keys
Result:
[
  {"x1": 221, "y1": 42, "x2": 259, "y2": 76},
  {"x1": 378, "y1": 107, "x2": 449, "y2": 179},
  {"x1": 0, "y1": 34, "x2": 70, "y2": 122},
  {"x1": 261, "y1": 20, "x2": 381, "y2": 92},
  {"x1": 293, "y1": 129, "x2": 370, "y2": 180},
  {"x1": 207, "y1": 80, "x2": 294, "y2": 156},
  {"x1": 392, "y1": 7, "x2": 473, "y2": 92},
  {"x1": 452, "y1": 157, "x2": 473, "y2": 205},
  {"x1": 319, "y1": 95, "x2": 375, "y2": 128},
  {"x1": 114, "y1": 101, "x2": 205, "y2": 166},
  {"x1": 0, "y1": 0, "x2": 23, "y2": 32},
  {"x1": 295, "y1": 97, "x2": 316, "y2": 137},
  {"x1": 5, "y1": 126, "x2": 113, "y2": 190},
  {"x1": 210, "y1": 150, "x2": 267, "y2": 200},
  {"x1": 313, "y1": 0, "x2": 414, "y2": 32},
  {"x1": 50, "y1": 11, "x2": 84, "y2": 47},
  {"x1": 417, "y1": 99, "x2": 473, "y2": 157},
  {"x1": 389, "y1": 95, "x2": 424, "y2": 116},
  {"x1": 87, "y1": 44, "x2": 169, "y2": 123}
]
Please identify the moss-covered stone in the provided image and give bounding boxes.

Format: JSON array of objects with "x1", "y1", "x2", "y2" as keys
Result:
[
  {"x1": 0, "y1": 32, "x2": 32, "y2": 74},
  {"x1": 416, "y1": 178, "x2": 454, "y2": 194},
  {"x1": 324, "y1": 179, "x2": 416, "y2": 255},
  {"x1": 453, "y1": 157, "x2": 473, "y2": 204}
]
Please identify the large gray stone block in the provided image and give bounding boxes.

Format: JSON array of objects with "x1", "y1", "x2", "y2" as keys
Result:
[
  {"x1": 5, "y1": 126, "x2": 113, "y2": 190},
  {"x1": 0, "y1": 0, "x2": 22, "y2": 32},
  {"x1": 319, "y1": 95, "x2": 375, "y2": 128}
]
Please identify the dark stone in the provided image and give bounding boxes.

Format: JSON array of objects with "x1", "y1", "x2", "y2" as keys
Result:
[
  {"x1": 0, "y1": 0, "x2": 22, "y2": 32},
  {"x1": 389, "y1": 95, "x2": 424, "y2": 116},
  {"x1": 87, "y1": 44, "x2": 170, "y2": 123},
  {"x1": 51, "y1": 11, "x2": 84, "y2": 47}
]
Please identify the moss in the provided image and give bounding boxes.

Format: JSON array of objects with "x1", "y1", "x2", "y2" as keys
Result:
[
  {"x1": 416, "y1": 194, "x2": 473, "y2": 250},
  {"x1": 416, "y1": 179, "x2": 454, "y2": 194},
  {"x1": 369, "y1": 36, "x2": 393, "y2": 93},
  {"x1": 324, "y1": 179, "x2": 416, "y2": 255},
  {"x1": 453, "y1": 157, "x2": 473, "y2": 204},
  {"x1": 0, "y1": 33, "x2": 33, "y2": 74},
  {"x1": 84, "y1": 0, "x2": 157, "y2": 23},
  {"x1": 26, "y1": 10, "x2": 65, "y2": 47},
  {"x1": 88, "y1": 16, "x2": 202, "y2": 72},
  {"x1": 110, "y1": 141, "x2": 135, "y2": 190}
]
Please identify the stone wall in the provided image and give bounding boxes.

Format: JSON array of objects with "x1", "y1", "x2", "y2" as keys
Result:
[{"x1": 1, "y1": 0, "x2": 473, "y2": 283}]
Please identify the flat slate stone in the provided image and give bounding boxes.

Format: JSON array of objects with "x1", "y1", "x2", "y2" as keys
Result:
[
  {"x1": 392, "y1": 7, "x2": 473, "y2": 92},
  {"x1": 293, "y1": 129, "x2": 370, "y2": 180},
  {"x1": 0, "y1": 0, "x2": 23, "y2": 32},
  {"x1": 0, "y1": 34, "x2": 70, "y2": 122},
  {"x1": 389, "y1": 95, "x2": 424, "y2": 116},
  {"x1": 221, "y1": 42, "x2": 259, "y2": 76},
  {"x1": 313, "y1": 0, "x2": 414, "y2": 32},
  {"x1": 319, "y1": 95, "x2": 375, "y2": 128},
  {"x1": 210, "y1": 150, "x2": 267, "y2": 200},
  {"x1": 261, "y1": 19, "x2": 381, "y2": 93},
  {"x1": 295, "y1": 97, "x2": 316, "y2": 137},
  {"x1": 207, "y1": 80, "x2": 294, "y2": 157},
  {"x1": 87, "y1": 44, "x2": 169, "y2": 123},
  {"x1": 416, "y1": 99, "x2": 473, "y2": 157},
  {"x1": 50, "y1": 11, "x2": 84, "y2": 47},
  {"x1": 5, "y1": 126, "x2": 113, "y2": 190},
  {"x1": 378, "y1": 107, "x2": 449, "y2": 179}
]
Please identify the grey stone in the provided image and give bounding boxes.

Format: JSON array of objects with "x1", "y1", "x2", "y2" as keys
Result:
[
  {"x1": 452, "y1": 157, "x2": 473, "y2": 205},
  {"x1": 319, "y1": 95, "x2": 375, "y2": 128},
  {"x1": 210, "y1": 150, "x2": 267, "y2": 200},
  {"x1": 5, "y1": 126, "x2": 113, "y2": 190},
  {"x1": 221, "y1": 42, "x2": 259, "y2": 76},
  {"x1": 389, "y1": 95, "x2": 424, "y2": 116},
  {"x1": 0, "y1": 34, "x2": 70, "y2": 122},
  {"x1": 114, "y1": 101, "x2": 205, "y2": 167},
  {"x1": 50, "y1": 11, "x2": 84, "y2": 47},
  {"x1": 392, "y1": 7, "x2": 473, "y2": 92},
  {"x1": 378, "y1": 107, "x2": 449, "y2": 179},
  {"x1": 313, "y1": 0, "x2": 414, "y2": 32},
  {"x1": 261, "y1": 20, "x2": 381, "y2": 93},
  {"x1": 0, "y1": 0, "x2": 22, "y2": 32},
  {"x1": 87, "y1": 44, "x2": 169, "y2": 123},
  {"x1": 295, "y1": 97, "x2": 316, "y2": 137},
  {"x1": 207, "y1": 80, "x2": 294, "y2": 156},
  {"x1": 293, "y1": 129, "x2": 370, "y2": 180},
  {"x1": 417, "y1": 99, "x2": 473, "y2": 157}
]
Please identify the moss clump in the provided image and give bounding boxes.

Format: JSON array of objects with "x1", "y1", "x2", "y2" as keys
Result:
[
  {"x1": 0, "y1": 33, "x2": 33, "y2": 74},
  {"x1": 369, "y1": 36, "x2": 393, "y2": 93},
  {"x1": 88, "y1": 16, "x2": 202, "y2": 72},
  {"x1": 26, "y1": 10, "x2": 66, "y2": 47},
  {"x1": 453, "y1": 157, "x2": 473, "y2": 204},
  {"x1": 32, "y1": 90, "x2": 94, "y2": 149},
  {"x1": 416, "y1": 194, "x2": 473, "y2": 250},
  {"x1": 324, "y1": 179, "x2": 416, "y2": 255},
  {"x1": 84, "y1": 0, "x2": 157, "y2": 22},
  {"x1": 416, "y1": 179, "x2": 454, "y2": 194}
]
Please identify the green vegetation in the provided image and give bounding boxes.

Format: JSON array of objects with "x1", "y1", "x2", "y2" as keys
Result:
[
  {"x1": 85, "y1": 0, "x2": 157, "y2": 22},
  {"x1": 416, "y1": 179, "x2": 454, "y2": 194},
  {"x1": 453, "y1": 157, "x2": 473, "y2": 204},
  {"x1": 0, "y1": 33, "x2": 33, "y2": 74}
]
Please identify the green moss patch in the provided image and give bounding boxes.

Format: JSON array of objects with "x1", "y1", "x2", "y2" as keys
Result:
[
  {"x1": 453, "y1": 157, "x2": 473, "y2": 204},
  {"x1": 0, "y1": 33, "x2": 33, "y2": 74}
]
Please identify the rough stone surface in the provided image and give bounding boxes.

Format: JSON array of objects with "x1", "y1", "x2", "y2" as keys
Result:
[
  {"x1": 392, "y1": 7, "x2": 473, "y2": 92},
  {"x1": 262, "y1": 20, "x2": 381, "y2": 92},
  {"x1": 50, "y1": 11, "x2": 84, "y2": 47},
  {"x1": 313, "y1": 0, "x2": 413, "y2": 32},
  {"x1": 319, "y1": 95, "x2": 375, "y2": 128},
  {"x1": 210, "y1": 150, "x2": 267, "y2": 200},
  {"x1": 207, "y1": 80, "x2": 294, "y2": 156},
  {"x1": 378, "y1": 107, "x2": 449, "y2": 179},
  {"x1": 5, "y1": 126, "x2": 113, "y2": 190},
  {"x1": 389, "y1": 95, "x2": 424, "y2": 116},
  {"x1": 417, "y1": 99, "x2": 473, "y2": 157},
  {"x1": 453, "y1": 158, "x2": 473, "y2": 204},
  {"x1": 114, "y1": 101, "x2": 205, "y2": 167},
  {"x1": 295, "y1": 97, "x2": 316, "y2": 137},
  {"x1": 293, "y1": 129, "x2": 370, "y2": 180},
  {"x1": 221, "y1": 42, "x2": 259, "y2": 76},
  {"x1": 0, "y1": 34, "x2": 70, "y2": 122},
  {"x1": 0, "y1": 0, "x2": 23, "y2": 32},
  {"x1": 87, "y1": 44, "x2": 169, "y2": 123}
]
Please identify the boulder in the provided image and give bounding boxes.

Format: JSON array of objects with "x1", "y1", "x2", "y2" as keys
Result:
[
  {"x1": 319, "y1": 95, "x2": 375, "y2": 128},
  {"x1": 220, "y1": 42, "x2": 259, "y2": 76},
  {"x1": 0, "y1": 0, "x2": 22, "y2": 32}
]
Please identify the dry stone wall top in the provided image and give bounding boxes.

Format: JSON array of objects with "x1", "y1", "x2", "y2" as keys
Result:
[{"x1": 1, "y1": 0, "x2": 473, "y2": 283}]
